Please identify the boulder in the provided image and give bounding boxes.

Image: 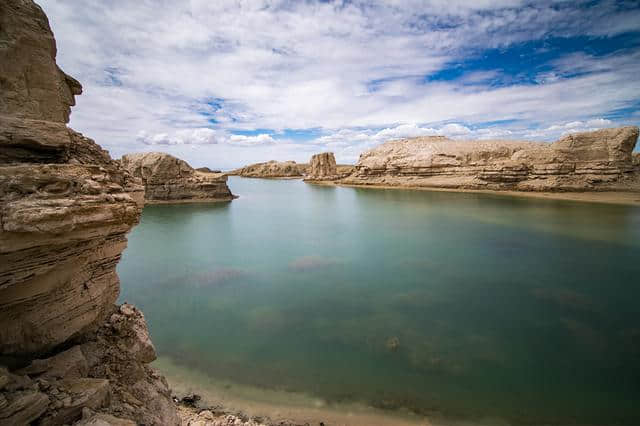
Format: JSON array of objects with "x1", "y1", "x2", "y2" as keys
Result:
[
  {"x1": 342, "y1": 127, "x2": 640, "y2": 192},
  {"x1": 121, "y1": 152, "x2": 235, "y2": 202}
]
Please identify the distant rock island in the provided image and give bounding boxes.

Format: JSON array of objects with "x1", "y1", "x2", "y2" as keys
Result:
[
  {"x1": 230, "y1": 160, "x2": 308, "y2": 178},
  {"x1": 230, "y1": 157, "x2": 355, "y2": 179},
  {"x1": 339, "y1": 127, "x2": 640, "y2": 193},
  {"x1": 121, "y1": 152, "x2": 235, "y2": 203}
]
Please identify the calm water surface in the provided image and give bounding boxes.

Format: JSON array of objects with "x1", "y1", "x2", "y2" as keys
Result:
[{"x1": 118, "y1": 177, "x2": 640, "y2": 425}]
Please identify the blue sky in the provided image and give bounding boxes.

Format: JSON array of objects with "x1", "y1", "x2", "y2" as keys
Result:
[{"x1": 39, "y1": 0, "x2": 640, "y2": 169}]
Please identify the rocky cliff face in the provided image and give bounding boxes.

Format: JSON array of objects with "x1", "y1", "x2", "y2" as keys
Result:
[
  {"x1": 342, "y1": 127, "x2": 640, "y2": 192},
  {"x1": 0, "y1": 1, "x2": 178, "y2": 424},
  {"x1": 121, "y1": 152, "x2": 235, "y2": 203},
  {"x1": 230, "y1": 160, "x2": 308, "y2": 178},
  {"x1": 305, "y1": 152, "x2": 339, "y2": 181}
]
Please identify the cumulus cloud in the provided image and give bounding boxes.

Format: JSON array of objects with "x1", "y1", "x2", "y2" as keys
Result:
[{"x1": 36, "y1": 0, "x2": 640, "y2": 168}]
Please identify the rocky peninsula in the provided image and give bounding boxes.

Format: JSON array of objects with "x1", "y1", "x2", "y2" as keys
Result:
[
  {"x1": 121, "y1": 152, "x2": 235, "y2": 203},
  {"x1": 230, "y1": 160, "x2": 308, "y2": 178},
  {"x1": 335, "y1": 127, "x2": 640, "y2": 201}
]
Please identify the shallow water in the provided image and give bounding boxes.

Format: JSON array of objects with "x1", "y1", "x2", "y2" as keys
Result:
[{"x1": 118, "y1": 177, "x2": 640, "y2": 425}]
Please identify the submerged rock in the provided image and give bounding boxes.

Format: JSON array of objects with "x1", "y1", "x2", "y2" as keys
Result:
[
  {"x1": 230, "y1": 160, "x2": 308, "y2": 178},
  {"x1": 342, "y1": 128, "x2": 640, "y2": 191},
  {"x1": 121, "y1": 152, "x2": 235, "y2": 203}
]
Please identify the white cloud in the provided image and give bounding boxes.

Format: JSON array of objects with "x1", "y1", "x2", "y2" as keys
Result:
[{"x1": 35, "y1": 0, "x2": 639, "y2": 168}]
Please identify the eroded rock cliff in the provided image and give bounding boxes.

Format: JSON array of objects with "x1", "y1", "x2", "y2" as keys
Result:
[
  {"x1": 342, "y1": 127, "x2": 640, "y2": 192},
  {"x1": 121, "y1": 152, "x2": 235, "y2": 203},
  {"x1": 230, "y1": 160, "x2": 308, "y2": 178},
  {"x1": 0, "y1": 1, "x2": 178, "y2": 424}
]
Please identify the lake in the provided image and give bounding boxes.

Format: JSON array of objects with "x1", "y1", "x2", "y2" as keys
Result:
[{"x1": 118, "y1": 177, "x2": 640, "y2": 425}]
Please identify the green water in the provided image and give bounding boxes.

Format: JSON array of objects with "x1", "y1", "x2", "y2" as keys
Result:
[{"x1": 118, "y1": 177, "x2": 640, "y2": 425}]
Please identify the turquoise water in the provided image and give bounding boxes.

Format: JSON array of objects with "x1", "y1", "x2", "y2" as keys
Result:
[{"x1": 118, "y1": 177, "x2": 640, "y2": 425}]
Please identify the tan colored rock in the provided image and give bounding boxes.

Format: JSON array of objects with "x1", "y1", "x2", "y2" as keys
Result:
[
  {"x1": 77, "y1": 304, "x2": 179, "y2": 425},
  {"x1": 0, "y1": 2, "x2": 178, "y2": 425},
  {"x1": 342, "y1": 127, "x2": 640, "y2": 192},
  {"x1": 121, "y1": 152, "x2": 235, "y2": 202},
  {"x1": 0, "y1": 0, "x2": 144, "y2": 358},
  {"x1": 196, "y1": 167, "x2": 221, "y2": 173},
  {"x1": 38, "y1": 378, "x2": 110, "y2": 426},
  {"x1": 0, "y1": 390, "x2": 50, "y2": 425},
  {"x1": 230, "y1": 160, "x2": 307, "y2": 178},
  {"x1": 306, "y1": 152, "x2": 339, "y2": 180},
  {"x1": 0, "y1": 0, "x2": 81, "y2": 123},
  {"x1": 16, "y1": 346, "x2": 88, "y2": 380}
]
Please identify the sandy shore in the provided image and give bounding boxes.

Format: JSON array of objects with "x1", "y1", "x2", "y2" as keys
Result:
[
  {"x1": 307, "y1": 181, "x2": 640, "y2": 206},
  {"x1": 156, "y1": 357, "x2": 508, "y2": 426}
]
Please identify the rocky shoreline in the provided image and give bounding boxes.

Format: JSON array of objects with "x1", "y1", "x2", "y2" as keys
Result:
[
  {"x1": 0, "y1": 1, "x2": 180, "y2": 424},
  {"x1": 121, "y1": 152, "x2": 236, "y2": 204}
]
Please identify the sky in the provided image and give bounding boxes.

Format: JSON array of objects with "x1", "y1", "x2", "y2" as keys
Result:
[{"x1": 39, "y1": 0, "x2": 640, "y2": 170}]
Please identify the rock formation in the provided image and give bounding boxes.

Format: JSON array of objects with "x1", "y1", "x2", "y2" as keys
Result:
[
  {"x1": 0, "y1": 1, "x2": 178, "y2": 424},
  {"x1": 342, "y1": 127, "x2": 640, "y2": 192},
  {"x1": 121, "y1": 152, "x2": 235, "y2": 203},
  {"x1": 230, "y1": 160, "x2": 308, "y2": 178},
  {"x1": 196, "y1": 166, "x2": 221, "y2": 173}
]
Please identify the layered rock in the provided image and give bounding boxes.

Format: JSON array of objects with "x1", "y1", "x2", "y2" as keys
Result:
[
  {"x1": 0, "y1": 1, "x2": 178, "y2": 424},
  {"x1": 121, "y1": 152, "x2": 235, "y2": 203},
  {"x1": 230, "y1": 160, "x2": 308, "y2": 178},
  {"x1": 196, "y1": 166, "x2": 221, "y2": 173},
  {"x1": 342, "y1": 127, "x2": 640, "y2": 192},
  {"x1": 307, "y1": 152, "x2": 337, "y2": 180}
]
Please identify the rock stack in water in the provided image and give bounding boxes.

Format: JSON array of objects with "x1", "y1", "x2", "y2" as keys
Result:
[
  {"x1": 0, "y1": 1, "x2": 178, "y2": 424},
  {"x1": 306, "y1": 152, "x2": 339, "y2": 180},
  {"x1": 342, "y1": 127, "x2": 640, "y2": 191},
  {"x1": 121, "y1": 152, "x2": 235, "y2": 203}
]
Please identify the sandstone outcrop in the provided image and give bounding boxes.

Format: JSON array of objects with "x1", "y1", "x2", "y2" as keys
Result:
[
  {"x1": 0, "y1": 1, "x2": 178, "y2": 424},
  {"x1": 196, "y1": 166, "x2": 221, "y2": 173},
  {"x1": 307, "y1": 152, "x2": 337, "y2": 180},
  {"x1": 230, "y1": 160, "x2": 308, "y2": 178},
  {"x1": 121, "y1": 152, "x2": 235, "y2": 203},
  {"x1": 341, "y1": 127, "x2": 640, "y2": 192}
]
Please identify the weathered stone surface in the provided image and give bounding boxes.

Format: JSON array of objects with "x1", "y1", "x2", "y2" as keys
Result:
[
  {"x1": 76, "y1": 408, "x2": 137, "y2": 426},
  {"x1": 304, "y1": 152, "x2": 354, "y2": 181},
  {"x1": 0, "y1": 390, "x2": 50, "y2": 425},
  {"x1": 0, "y1": 0, "x2": 81, "y2": 123},
  {"x1": 76, "y1": 304, "x2": 179, "y2": 425},
  {"x1": 1, "y1": 2, "x2": 178, "y2": 425},
  {"x1": 17, "y1": 346, "x2": 88, "y2": 380},
  {"x1": 342, "y1": 127, "x2": 640, "y2": 192},
  {"x1": 230, "y1": 160, "x2": 308, "y2": 178},
  {"x1": 196, "y1": 167, "x2": 221, "y2": 173},
  {"x1": 0, "y1": 0, "x2": 144, "y2": 359},
  {"x1": 121, "y1": 152, "x2": 235, "y2": 202},
  {"x1": 38, "y1": 378, "x2": 110, "y2": 426}
]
